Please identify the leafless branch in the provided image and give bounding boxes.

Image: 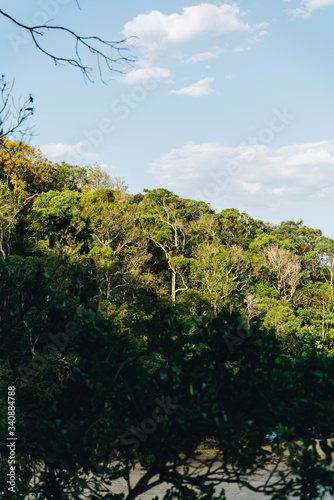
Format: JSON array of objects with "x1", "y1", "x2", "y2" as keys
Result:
[
  {"x1": 0, "y1": 75, "x2": 35, "y2": 148},
  {"x1": 0, "y1": 8, "x2": 135, "y2": 83}
]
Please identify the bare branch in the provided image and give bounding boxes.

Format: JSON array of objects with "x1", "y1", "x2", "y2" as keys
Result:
[
  {"x1": 0, "y1": 8, "x2": 135, "y2": 83},
  {"x1": 0, "y1": 76, "x2": 35, "y2": 148}
]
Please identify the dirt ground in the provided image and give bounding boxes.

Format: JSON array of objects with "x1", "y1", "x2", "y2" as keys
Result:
[
  {"x1": 108, "y1": 469, "x2": 269, "y2": 499},
  {"x1": 25, "y1": 450, "x2": 333, "y2": 499},
  {"x1": 106, "y1": 468, "x2": 333, "y2": 499},
  {"x1": 104, "y1": 453, "x2": 333, "y2": 500}
]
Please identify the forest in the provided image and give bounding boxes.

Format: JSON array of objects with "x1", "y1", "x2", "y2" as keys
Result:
[{"x1": 1, "y1": 140, "x2": 334, "y2": 499}]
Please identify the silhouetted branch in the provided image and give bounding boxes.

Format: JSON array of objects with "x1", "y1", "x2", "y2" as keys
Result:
[
  {"x1": 0, "y1": 8, "x2": 135, "y2": 83},
  {"x1": 0, "y1": 75, "x2": 35, "y2": 148}
]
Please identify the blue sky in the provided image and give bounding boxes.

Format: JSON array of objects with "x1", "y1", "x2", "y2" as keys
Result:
[{"x1": 1, "y1": 0, "x2": 334, "y2": 236}]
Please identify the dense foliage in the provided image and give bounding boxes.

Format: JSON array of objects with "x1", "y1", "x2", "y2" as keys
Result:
[{"x1": 1, "y1": 142, "x2": 334, "y2": 499}]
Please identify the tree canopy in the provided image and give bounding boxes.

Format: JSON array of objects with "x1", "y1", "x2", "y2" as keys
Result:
[{"x1": 1, "y1": 142, "x2": 334, "y2": 499}]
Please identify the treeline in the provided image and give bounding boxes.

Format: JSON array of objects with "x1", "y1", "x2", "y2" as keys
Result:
[
  {"x1": 1, "y1": 141, "x2": 334, "y2": 357},
  {"x1": 1, "y1": 141, "x2": 334, "y2": 499}
]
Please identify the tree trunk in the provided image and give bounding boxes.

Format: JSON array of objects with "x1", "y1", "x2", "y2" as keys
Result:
[
  {"x1": 0, "y1": 228, "x2": 6, "y2": 258},
  {"x1": 171, "y1": 271, "x2": 176, "y2": 302},
  {"x1": 107, "y1": 271, "x2": 111, "y2": 299},
  {"x1": 322, "y1": 300, "x2": 326, "y2": 343}
]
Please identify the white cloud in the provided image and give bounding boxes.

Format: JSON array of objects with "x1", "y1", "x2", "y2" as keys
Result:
[
  {"x1": 39, "y1": 142, "x2": 97, "y2": 164},
  {"x1": 285, "y1": 0, "x2": 334, "y2": 18},
  {"x1": 122, "y1": 3, "x2": 250, "y2": 61},
  {"x1": 170, "y1": 77, "x2": 214, "y2": 97},
  {"x1": 286, "y1": 148, "x2": 333, "y2": 166},
  {"x1": 121, "y1": 4, "x2": 266, "y2": 86},
  {"x1": 186, "y1": 50, "x2": 220, "y2": 64},
  {"x1": 224, "y1": 73, "x2": 234, "y2": 80},
  {"x1": 233, "y1": 46, "x2": 251, "y2": 52},
  {"x1": 147, "y1": 140, "x2": 334, "y2": 208},
  {"x1": 120, "y1": 64, "x2": 172, "y2": 85}
]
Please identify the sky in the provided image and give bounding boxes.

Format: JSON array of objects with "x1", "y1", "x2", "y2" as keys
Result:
[{"x1": 1, "y1": 0, "x2": 334, "y2": 236}]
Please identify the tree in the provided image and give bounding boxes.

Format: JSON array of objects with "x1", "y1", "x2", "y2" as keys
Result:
[
  {"x1": 0, "y1": 142, "x2": 60, "y2": 199},
  {"x1": 188, "y1": 212, "x2": 219, "y2": 245},
  {"x1": 216, "y1": 208, "x2": 265, "y2": 249},
  {"x1": 243, "y1": 294, "x2": 260, "y2": 328},
  {"x1": 262, "y1": 245, "x2": 303, "y2": 302},
  {"x1": 81, "y1": 189, "x2": 151, "y2": 297},
  {"x1": 2, "y1": 135, "x2": 334, "y2": 498},
  {"x1": 304, "y1": 282, "x2": 334, "y2": 346},
  {"x1": 315, "y1": 236, "x2": 334, "y2": 287},
  {"x1": 83, "y1": 164, "x2": 128, "y2": 193},
  {"x1": 2, "y1": 296, "x2": 334, "y2": 499},
  {"x1": 0, "y1": 181, "x2": 23, "y2": 257},
  {"x1": 191, "y1": 242, "x2": 253, "y2": 316},
  {"x1": 271, "y1": 220, "x2": 322, "y2": 255},
  {"x1": 28, "y1": 189, "x2": 92, "y2": 258},
  {"x1": 140, "y1": 189, "x2": 203, "y2": 302}
]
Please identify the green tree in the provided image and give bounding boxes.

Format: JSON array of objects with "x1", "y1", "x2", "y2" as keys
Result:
[
  {"x1": 304, "y1": 282, "x2": 334, "y2": 346},
  {"x1": 83, "y1": 164, "x2": 128, "y2": 193},
  {"x1": 191, "y1": 242, "x2": 253, "y2": 315},
  {"x1": 140, "y1": 189, "x2": 208, "y2": 302},
  {"x1": 0, "y1": 141, "x2": 65, "y2": 199},
  {"x1": 216, "y1": 208, "x2": 266, "y2": 249},
  {"x1": 271, "y1": 220, "x2": 322, "y2": 255},
  {"x1": 2, "y1": 296, "x2": 334, "y2": 499},
  {"x1": 0, "y1": 181, "x2": 23, "y2": 257},
  {"x1": 315, "y1": 236, "x2": 334, "y2": 286},
  {"x1": 2, "y1": 139, "x2": 334, "y2": 499},
  {"x1": 81, "y1": 189, "x2": 151, "y2": 297}
]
